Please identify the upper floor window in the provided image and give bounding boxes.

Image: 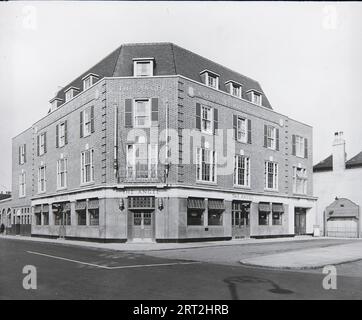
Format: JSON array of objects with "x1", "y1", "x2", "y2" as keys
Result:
[
  {"x1": 196, "y1": 147, "x2": 216, "y2": 183},
  {"x1": 49, "y1": 97, "x2": 63, "y2": 110},
  {"x1": 56, "y1": 121, "x2": 68, "y2": 148},
  {"x1": 133, "y1": 58, "x2": 154, "y2": 77},
  {"x1": 64, "y1": 87, "x2": 79, "y2": 102},
  {"x1": 248, "y1": 90, "x2": 262, "y2": 106},
  {"x1": 264, "y1": 125, "x2": 278, "y2": 150},
  {"x1": 292, "y1": 135, "x2": 308, "y2": 158},
  {"x1": 201, "y1": 105, "x2": 213, "y2": 134},
  {"x1": 82, "y1": 73, "x2": 99, "y2": 90},
  {"x1": 19, "y1": 144, "x2": 26, "y2": 165},
  {"x1": 81, "y1": 149, "x2": 94, "y2": 184},
  {"x1": 19, "y1": 171, "x2": 26, "y2": 197},
  {"x1": 265, "y1": 161, "x2": 278, "y2": 191},
  {"x1": 126, "y1": 143, "x2": 158, "y2": 179},
  {"x1": 293, "y1": 166, "x2": 307, "y2": 194},
  {"x1": 37, "y1": 132, "x2": 47, "y2": 156},
  {"x1": 234, "y1": 155, "x2": 250, "y2": 187},
  {"x1": 38, "y1": 165, "x2": 46, "y2": 193},
  {"x1": 237, "y1": 117, "x2": 247, "y2": 143},
  {"x1": 57, "y1": 158, "x2": 68, "y2": 189},
  {"x1": 200, "y1": 70, "x2": 219, "y2": 90},
  {"x1": 134, "y1": 99, "x2": 151, "y2": 127},
  {"x1": 226, "y1": 81, "x2": 242, "y2": 98},
  {"x1": 80, "y1": 106, "x2": 94, "y2": 138}
]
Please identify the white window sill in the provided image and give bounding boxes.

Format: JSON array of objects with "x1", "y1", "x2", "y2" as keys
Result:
[
  {"x1": 196, "y1": 180, "x2": 217, "y2": 186},
  {"x1": 80, "y1": 181, "x2": 95, "y2": 187},
  {"x1": 233, "y1": 184, "x2": 251, "y2": 190},
  {"x1": 57, "y1": 187, "x2": 67, "y2": 191},
  {"x1": 264, "y1": 188, "x2": 279, "y2": 192}
]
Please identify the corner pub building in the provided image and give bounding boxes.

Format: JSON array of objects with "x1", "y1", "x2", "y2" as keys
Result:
[{"x1": 0, "y1": 43, "x2": 317, "y2": 242}]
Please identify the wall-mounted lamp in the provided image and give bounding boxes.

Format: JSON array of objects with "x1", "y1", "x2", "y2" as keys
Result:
[
  {"x1": 119, "y1": 198, "x2": 125, "y2": 211},
  {"x1": 158, "y1": 198, "x2": 164, "y2": 211}
]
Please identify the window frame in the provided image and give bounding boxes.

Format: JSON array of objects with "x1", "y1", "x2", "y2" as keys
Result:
[
  {"x1": 201, "y1": 105, "x2": 213, "y2": 134},
  {"x1": 58, "y1": 121, "x2": 66, "y2": 147},
  {"x1": 39, "y1": 133, "x2": 46, "y2": 155},
  {"x1": 196, "y1": 147, "x2": 216, "y2": 183},
  {"x1": 264, "y1": 161, "x2": 278, "y2": 191},
  {"x1": 266, "y1": 125, "x2": 277, "y2": 150},
  {"x1": 133, "y1": 60, "x2": 154, "y2": 77},
  {"x1": 236, "y1": 116, "x2": 247, "y2": 143},
  {"x1": 295, "y1": 135, "x2": 305, "y2": 158},
  {"x1": 38, "y1": 165, "x2": 46, "y2": 193},
  {"x1": 83, "y1": 108, "x2": 92, "y2": 137},
  {"x1": 293, "y1": 166, "x2": 308, "y2": 195},
  {"x1": 126, "y1": 143, "x2": 158, "y2": 179},
  {"x1": 251, "y1": 91, "x2": 262, "y2": 106},
  {"x1": 234, "y1": 155, "x2": 250, "y2": 188},
  {"x1": 20, "y1": 144, "x2": 26, "y2": 164},
  {"x1": 81, "y1": 149, "x2": 94, "y2": 184},
  {"x1": 133, "y1": 99, "x2": 151, "y2": 128},
  {"x1": 57, "y1": 158, "x2": 68, "y2": 190},
  {"x1": 19, "y1": 171, "x2": 26, "y2": 198}
]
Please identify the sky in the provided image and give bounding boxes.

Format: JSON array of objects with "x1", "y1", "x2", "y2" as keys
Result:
[{"x1": 0, "y1": 1, "x2": 361, "y2": 191}]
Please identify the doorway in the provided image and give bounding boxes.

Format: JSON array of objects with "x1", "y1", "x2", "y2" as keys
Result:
[
  {"x1": 295, "y1": 207, "x2": 307, "y2": 235},
  {"x1": 132, "y1": 211, "x2": 154, "y2": 240},
  {"x1": 232, "y1": 201, "x2": 251, "y2": 238}
]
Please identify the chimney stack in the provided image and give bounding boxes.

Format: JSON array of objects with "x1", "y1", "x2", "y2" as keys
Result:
[{"x1": 332, "y1": 131, "x2": 346, "y2": 171}]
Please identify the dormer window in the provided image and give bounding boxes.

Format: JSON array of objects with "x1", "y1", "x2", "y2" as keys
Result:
[
  {"x1": 225, "y1": 81, "x2": 242, "y2": 98},
  {"x1": 82, "y1": 73, "x2": 100, "y2": 90},
  {"x1": 133, "y1": 58, "x2": 154, "y2": 77},
  {"x1": 247, "y1": 90, "x2": 262, "y2": 106},
  {"x1": 49, "y1": 97, "x2": 63, "y2": 110},
  {"x1": 64, "y1": 87, "x2": 80, "y2": 102},
  {"x1": 200, "y1": 70, "x2": 219, "y2": 89}
]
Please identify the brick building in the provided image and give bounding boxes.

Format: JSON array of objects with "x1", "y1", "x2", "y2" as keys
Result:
[{"x1": 1, "y1": 43, "x2": 317, "y2": 242}]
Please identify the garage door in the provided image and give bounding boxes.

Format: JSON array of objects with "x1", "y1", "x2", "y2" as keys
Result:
[{"x1": 327, "y1": 219, "x2": 358, "y2": 238}]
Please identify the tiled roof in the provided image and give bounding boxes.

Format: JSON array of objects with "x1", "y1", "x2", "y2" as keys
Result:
[
  {"x1": 313, "y1": 154, "x2": 333, "y2": 172},
  {"x1": 346, "y1": 151, "x2": 362, "y2": 168},
  {"x1": 53, "y1": 42, "x2": 272, "y2": 109}
]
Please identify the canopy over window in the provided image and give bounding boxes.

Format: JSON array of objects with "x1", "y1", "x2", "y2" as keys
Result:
[
  {"x1": 272, "y1": 203, "x2": 284, "y2": 213},
  {"x1": 187, "y1": 198, "x2": 205, "y2": 210},
  {"x1": 75, "y1": 201, "x2": 86, "y2": 211},
  {"x1": 208, "y1": 199, "x2": 225, "y2": 210},
  {"x1": 259, "y1": 202, "x2": 271, "y2": 212},
  {"x1": 88, "y1": 199, "x2": 99, "y2": 210}
]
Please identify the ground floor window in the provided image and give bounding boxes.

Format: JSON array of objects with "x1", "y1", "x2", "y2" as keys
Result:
[
  {"x1": 89, "y1": 209, "x2": 99, "y2": 226},
  {"x1": 42, "y1": 212, "x2": 49, "y2": 225},
  {"x1": 54, "y1": 212, "x2": 61, "y2": 225},
  {"x1": 35, "y1": 212, "x2": 41, "y2": 225},
  {"x1": 64, "y1": 211, "x2": 71, "y2": 225},
  {"x1": 187, "y1": 198, "x2": 205, "y2": 226},
  {"x1": 258, "y1": 202, "x2": 271, "y2": 225},
  {"x1": 272, "y1": 203, "x2": 284, "y2": 225},
  {"x1": 208, "y1": 199, "x2": 224, "y2": 226},
  {"x1": 77, "y1": 210, "x2": 87, "y2": 225},
  {"x1": 187, "y1": 209, "x2": 204, "y2": 226}
]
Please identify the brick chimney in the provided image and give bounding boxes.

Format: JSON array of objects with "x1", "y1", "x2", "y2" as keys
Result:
[{"x1": 332, "y1": 131, "x2": 346, "y2": 171}]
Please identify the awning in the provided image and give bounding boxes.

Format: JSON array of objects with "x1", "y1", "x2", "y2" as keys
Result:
[
  {"x1": 208, "y1": 199, "x2": 225, "y2": 210},
  {"x1": 88, "y1": 199, "x2": 99, "y2": 210},
  {"x1": 272, "y1": 203, "x2": 284, "y2": 213},
  {"x1": 187, "y1": 198, "x2": 205, "y2": 210},
  {"x1": 259, "y1": 202, "x2": 271, "y2": 212},
  {"x1": 34, "y1": 205, "x2": 42, "y2": 213},
  {"x1": 42, "y1": 204, "x2": 49, "y2": 213},
  {"x1": 75, "y1": 201, "x2": 86, "y2": 211}
]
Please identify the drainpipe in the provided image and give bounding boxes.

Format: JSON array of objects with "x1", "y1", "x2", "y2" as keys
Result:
[{"x1": 113, "y1": 102, "x2": 119, "y2": 181}]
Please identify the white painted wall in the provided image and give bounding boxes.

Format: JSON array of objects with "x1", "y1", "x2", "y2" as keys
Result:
[{"x1": 314, "y1": 167, "x2": 362, "y2": 235}]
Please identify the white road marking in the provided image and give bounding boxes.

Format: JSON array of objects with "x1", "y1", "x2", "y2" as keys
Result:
[{"x1": 26, "y1": 251, "x2": 201, "y2": 270}]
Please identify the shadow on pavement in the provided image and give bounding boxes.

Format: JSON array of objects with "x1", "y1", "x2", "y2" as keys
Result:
[{"x1": 224, "y1": 275, "x2": 294, "y2": 299}]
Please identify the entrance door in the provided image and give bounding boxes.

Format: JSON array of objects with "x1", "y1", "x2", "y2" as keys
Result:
[
  {"x1": 232, "y1": 201, "x2": 251, "y2": 238},
  {"x1": 295, "y1": 207, "x2": 307, "y2": 235},
  {"x1": 132, "y1": 211, "x2": 154, "y2": 240}
]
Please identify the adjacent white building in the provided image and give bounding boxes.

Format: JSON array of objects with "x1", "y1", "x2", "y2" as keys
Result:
[{"x1": 313, "y1": 132, "x2": 362, "y2": 238}]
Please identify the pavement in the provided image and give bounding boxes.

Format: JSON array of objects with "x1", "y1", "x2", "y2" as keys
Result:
[
  {"x1": 239, "y1": 241, "x2": 362, "y2": 269},
  {"x1": 2, "y1": 237, "x2": 362, "y2": 299}
]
